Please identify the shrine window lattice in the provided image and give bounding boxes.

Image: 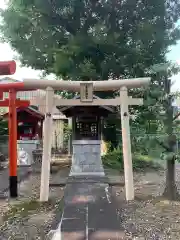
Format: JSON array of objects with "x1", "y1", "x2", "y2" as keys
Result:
[{"x1": 75, "y1": 121, "x2": 98, "y2": 139}]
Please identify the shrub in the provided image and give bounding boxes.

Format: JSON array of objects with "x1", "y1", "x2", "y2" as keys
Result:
[
  {"x1": 102, "y1": 148, "x2": 161, "y2": 171},
  {"x1": 102, "y1": 147, "x2": 123, "y2": 169}
]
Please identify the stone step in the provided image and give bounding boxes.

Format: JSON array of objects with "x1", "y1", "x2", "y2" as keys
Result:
[{"x1": 49, "y1": 173, "x2": 124, "y2": 187}]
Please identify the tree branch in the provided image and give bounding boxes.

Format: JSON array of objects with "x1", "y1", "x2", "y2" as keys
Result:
[
  {"x1": 173, "y1": 112, "x2": 180, "y2": 121},
  {"x1": 155, "y1": 138, "x2": 171, "y2": 152}
]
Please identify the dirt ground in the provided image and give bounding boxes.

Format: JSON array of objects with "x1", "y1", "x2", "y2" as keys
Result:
[{"x1": 0, "y1": 166, "x2": 180, "y2": 239}]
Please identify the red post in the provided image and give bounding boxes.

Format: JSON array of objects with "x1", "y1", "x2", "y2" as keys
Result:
[
  {"x1": 9, "y1": 89, "x2": 18, "y2": 197},
  {"x1": 0, "y1": 91, "x2": 3, "y2": 100},
  {"x1": 0, "y1": 60, "x2": 30, "y2": 198},
  {"x1": 0, "y1": 96, "x2": 29, "y2": 198}
]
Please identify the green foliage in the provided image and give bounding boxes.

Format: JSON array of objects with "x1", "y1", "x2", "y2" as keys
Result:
[
  {"x1": 102, "y1": 147, "x2": 161, "y2": 171},
  {"x1": 1, "y1": 0, "x2": 180, "y2": 160},
  {"x1": 103, "y1": 119, "x2": 119, "y2": 150},
  {"x1": 0, "y1": 118, "x2": 8, "y2": 135},
  {"x1": 102, "y1": 148, "x2": 123, "y2": 169},
  {"x1": 62, "y1": 122, "x2": 72, "y2": 151},
  {"x1": 1, "y1": 0, "x2": 180, "y2": 80},
  {"x1": 1, "y1": 0, "x2": 180, "y2": 151},
  {"x1": 63, "y1": 122, "x2": 72, "y2": 139},
  {"x1": 105, "y1": 141, "x2": 112, "y2": 154}
]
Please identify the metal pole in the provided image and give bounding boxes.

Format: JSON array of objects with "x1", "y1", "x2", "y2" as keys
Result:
[
  {"x1": 120, "y1": 87, "x2": 134, "y2": 201},
  {"x1": 40, "y1": 87, "x2": 54, "y2": 202}
]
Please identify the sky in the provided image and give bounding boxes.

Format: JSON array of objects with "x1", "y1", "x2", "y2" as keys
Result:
[
  {"x1": 0, "y1": 0, "x2": 55, "y2": 81},
  {"x1": 0, "y1": 0, "x2": 179, "y2": 90}
]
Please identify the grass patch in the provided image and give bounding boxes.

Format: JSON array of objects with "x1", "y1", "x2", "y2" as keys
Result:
[
  {"x1": 2, "y1": 198, "x2": 60, "y2": 221},
  {"x1": 102, "y1": 148, "x2": 161, "y2": 171}
]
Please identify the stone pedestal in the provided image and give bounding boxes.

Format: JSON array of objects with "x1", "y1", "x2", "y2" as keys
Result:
[{"x1": 70, "y1": 140, "x2": 104, "y2": 176}]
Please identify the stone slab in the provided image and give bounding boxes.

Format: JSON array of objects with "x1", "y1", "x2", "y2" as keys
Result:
[
  {"x1": 49, "y1": 171, "x2": 124, "y2": 186},
  {"x1": 70, "y1": 140, "x2": 104, "y2": 176},
  {"x1": 49, "y1": 176, "x2": 125, "y2": 239}
]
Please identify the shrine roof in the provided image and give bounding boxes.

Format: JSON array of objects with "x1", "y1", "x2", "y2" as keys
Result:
[{"x1": 2, "y1": 106, "x2": 44, "y2": 120}]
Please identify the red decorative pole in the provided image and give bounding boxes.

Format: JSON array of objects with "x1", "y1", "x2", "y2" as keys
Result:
[
  {"x1": 8, "y1": 89, "x2": 18, "y2": 197},
  {"x1": 0, "y1": 61, "x2": 29, "y2": 198}
]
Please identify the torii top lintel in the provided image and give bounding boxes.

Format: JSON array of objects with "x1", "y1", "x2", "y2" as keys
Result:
[{"x1": 0, "y1": 77, "x2": 150, "y2": 92}]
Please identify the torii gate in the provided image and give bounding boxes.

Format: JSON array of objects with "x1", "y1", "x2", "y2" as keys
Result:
[
  {"x1": 0, "y1": 61, "x2": 30, "y2": 198},
  {"x1": 0, "y1": 77, "x2": 150, "y2": 201}
]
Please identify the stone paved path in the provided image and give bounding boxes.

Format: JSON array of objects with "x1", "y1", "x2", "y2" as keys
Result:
[{"x1": 50, "y1": 176, "x2": 125, "y2": 240}]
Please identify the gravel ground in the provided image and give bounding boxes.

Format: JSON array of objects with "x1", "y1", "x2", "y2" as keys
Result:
[
  {"x1": 114, "y1": 168, "x2": 180, "y2": 240},
  {"x1": 0, "y1": 166, "x2": 180, "y2": 239},
  {"x1": 0, "y1": 173, "x2": 64, "y2": 240}
]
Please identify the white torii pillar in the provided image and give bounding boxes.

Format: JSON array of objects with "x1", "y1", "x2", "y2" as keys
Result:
[
  {"x1": 120, "y1": 87, "x2": 135, "y2": 201},
  {"x1": 40, "y1": 86, "x2": 54, "y2": 202}
]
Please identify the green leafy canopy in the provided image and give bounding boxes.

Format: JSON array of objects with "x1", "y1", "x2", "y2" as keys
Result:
[{"x1": 1, "y1": 0, "x2": 180, "y2": 80}]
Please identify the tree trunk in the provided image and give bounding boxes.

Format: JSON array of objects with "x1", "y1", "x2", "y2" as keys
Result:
[
  {"x1": 163, "y1": 156, "x2": 179, "y2": 200},
  {"x1": 162, "y1": 78, "x2": 179, "y2": 200}
]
